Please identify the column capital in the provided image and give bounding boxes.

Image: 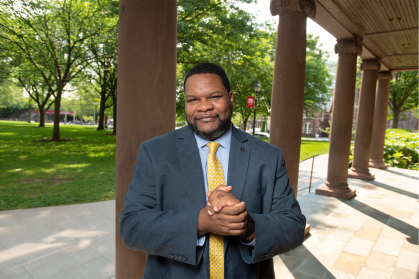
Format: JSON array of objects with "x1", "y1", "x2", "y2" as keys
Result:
[
  {"x1": 378, "y1": 71, "x2": 393, "y2": 80},
  {"x1": 361, "y1": 59, "x2": 381, "y2": 71},
  {"x1": 334, "y1": 38, "x2": 362, "y2": 56},
  {"x1": 270, "y1": 0, "x2": 316, "y2": 18}
]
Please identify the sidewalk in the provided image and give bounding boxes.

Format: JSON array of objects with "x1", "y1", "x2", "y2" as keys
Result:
[{"x1": 0, "y1": 154, "x2": 418, "y2": 278}]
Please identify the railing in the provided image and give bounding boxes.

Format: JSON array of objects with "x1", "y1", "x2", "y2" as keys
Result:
[{"x1": 298, "y1": 154, "x2": 319, "y2": 193}]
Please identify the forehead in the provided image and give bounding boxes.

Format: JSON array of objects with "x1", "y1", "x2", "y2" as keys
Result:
[{"x1": 185, "y1": 74, "x2": 226, "y2": 93}]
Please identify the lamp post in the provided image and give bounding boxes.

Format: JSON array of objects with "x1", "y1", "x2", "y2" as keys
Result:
[{"x1": 252, "y1": 80, "x2": 261, "y2": 136}]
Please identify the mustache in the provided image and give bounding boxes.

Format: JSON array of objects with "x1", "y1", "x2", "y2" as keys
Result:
[{"x1": 194, "y1": 114, "x2": 219, "y2": 120}]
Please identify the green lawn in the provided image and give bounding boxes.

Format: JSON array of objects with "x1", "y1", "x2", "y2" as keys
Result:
[
  {"x1": 0, "y1": 121, "x2": 330, "y2": 211},
  {"x1": 257, "y1": 137, "x2": 329, "y2": 161},
  {"x1": 0, "y1": 121, "x2": 116, "y2": 211}
]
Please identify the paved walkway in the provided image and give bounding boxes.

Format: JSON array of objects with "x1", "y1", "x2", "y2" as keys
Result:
[{"x1": 0, "y1": 154, "x2": 417, "y2": 279}]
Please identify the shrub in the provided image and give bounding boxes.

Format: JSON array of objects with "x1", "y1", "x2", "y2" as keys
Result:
[
  {"x1": 348, "y1": 131, "x2": 418, "y2": 170},
  {"x1": 384, "y1": 131, "x2": 418, "y2": 170}
]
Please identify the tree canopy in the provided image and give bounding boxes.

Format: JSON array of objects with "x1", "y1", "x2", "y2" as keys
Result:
[{"x1": 388, "y1": 71, "x2": 418, "y2": 128}]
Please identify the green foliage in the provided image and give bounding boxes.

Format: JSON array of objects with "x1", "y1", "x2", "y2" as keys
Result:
[
  {"x1": 304, "y1": 35, "x2": 333, "y2": 112},
  {"x1": 0, "y1": 121, "x2": 115, "y2": 211},
  {"x1": 0, "y1": 0, "x2": 114, "y2": 139},
  {"x1": 383, "y1": 131, "x2": 418, "y2": 170},
  {"x1": 349, "y1": 130, "x2": 419, "y2": 170},
  {"x1": 0, "y1": 102, "x2": 28, "y2": 118},
  {"x1": 0, "y1": 79, "x2": 24, "y2": 109},
  {"x1": 388, "y1": 71, "x2": 419, "y2": 128}
]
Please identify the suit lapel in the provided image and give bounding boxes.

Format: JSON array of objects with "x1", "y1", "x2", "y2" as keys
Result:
[
  {"x1": 227, "y1": 127, "x2": 250, "y2": 201},
  {"x1": 176, "y1": 127, "x2": 207, "y2": 212}
]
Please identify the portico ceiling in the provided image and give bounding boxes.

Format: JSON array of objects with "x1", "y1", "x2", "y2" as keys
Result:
[{"x1": 312, "y1": 0, "x2": 418, "y2": 71}]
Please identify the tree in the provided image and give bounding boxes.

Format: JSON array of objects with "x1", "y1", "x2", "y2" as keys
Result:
[
  {"x1": 388, "y1": 71, "x2": 418, "y2": 128},
  {"x1": 88, "y1": 17, "x2": 118, "y2": 132},
  {"x1": 0, "y1": 0, "x2": 111, "y2": 140},
  {"x1": 176, "y1": 0, "x2": 262, "y2": 126},
  {"x1": 16, "y1": 61, "x2": 55, "y2": 127},
  {"x1": 303, "y1": 34, "x2": 333, "y2": 114}
]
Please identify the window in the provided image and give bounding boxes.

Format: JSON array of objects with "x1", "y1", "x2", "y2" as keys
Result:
[{"x1": 304, "y1": 123, "x2": 312, "y2": 134}]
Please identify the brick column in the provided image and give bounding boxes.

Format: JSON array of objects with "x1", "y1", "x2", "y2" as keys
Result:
[
  {"x1": 316, "y1": 39, "x2": 362, "y2": 200},
  {"x1": 116, "y1": 1, "x2": 177, "y2": 278},
  {"x1": 369, "y1": 71, "x2": 393, "y2": 169},
  {"x1": 348, "y1": 59, "x2": 381, "y2": 180},
  {"x1": 269, "y1": 0, "x2": 315, "y2": 197}
]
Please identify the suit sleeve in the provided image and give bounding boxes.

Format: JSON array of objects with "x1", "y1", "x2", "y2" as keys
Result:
[
  {"x1": 119, "y1": 143, "x2": 204, "y2": 266},
  {"x1": 237, "y1": 148, "x2": 306, "y2": 264}
]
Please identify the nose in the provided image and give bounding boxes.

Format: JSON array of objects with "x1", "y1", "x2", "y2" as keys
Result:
[{"x1": 197, "y1": 98, "x2": 214, "y2": 113}]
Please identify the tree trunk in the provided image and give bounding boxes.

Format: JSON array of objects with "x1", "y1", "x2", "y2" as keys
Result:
[
  {"x1": 112, "y1": 96, "x2": 117, "y2": 135},
  {"x1": 97, "y1": 91, "x2": 106, "y2": 130},
  {"x1": 392, "y1": 109, "x2": 400, "y2": 128},
  {"x1": 39, "y1": 107, "x2": 46, "y2": 127},
  {"x1": 243, "y1": 119, "x2": 248, "y2": 131},
  {"x1": 52, "y1": 92, "x2": 61, "y2": 140},
  {"x1": 27, "y1": 104, "x2": 32, "y2": 123}
]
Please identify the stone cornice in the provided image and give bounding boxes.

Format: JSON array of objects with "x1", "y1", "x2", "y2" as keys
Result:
[
  {"x1": 334, "y1": 38, "x2": 362, "y2": 56},
  {"x1": 361, "y1": 59, "x2": 381, "y2": 71},
  {"x1": 378, "y1": 71, "x2": 393, "y2": 80},
  {"x1": 270, "y1": 0, "x2": 316, "y2": 18}
]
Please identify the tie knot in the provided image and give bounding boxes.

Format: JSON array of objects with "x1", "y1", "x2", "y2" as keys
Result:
[{"x1": 207, "y1": 142, "x2": 220, "y2": 155}]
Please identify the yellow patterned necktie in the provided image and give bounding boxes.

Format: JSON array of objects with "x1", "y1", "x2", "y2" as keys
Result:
[{"x1": 207, "y1": 142, "x2": 224, "y2": 279}]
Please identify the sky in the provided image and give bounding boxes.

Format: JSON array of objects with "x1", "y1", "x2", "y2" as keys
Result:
[{"x1": 236, "y1": 0, "x2": 339, "y2": 62}]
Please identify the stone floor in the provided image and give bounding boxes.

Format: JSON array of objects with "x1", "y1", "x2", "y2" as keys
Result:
[
  {"x1": 276, "y1": 155, "x2": 419, "y2": 279},
  {"x1": 0, "y1": 154, "x2": 417, "y2": 279}
]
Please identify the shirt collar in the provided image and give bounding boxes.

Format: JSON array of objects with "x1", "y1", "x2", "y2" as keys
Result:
[{"x1": 194, "y1": 125, "x2": 232, "y2": 150}]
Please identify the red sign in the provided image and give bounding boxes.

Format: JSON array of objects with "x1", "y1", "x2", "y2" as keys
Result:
[
  {"x1": 35, "y1": 110, "x2": 74, "y2": 115},
  {"x1": 246, "y1": 96, "x2": 255, "y2": 108}
]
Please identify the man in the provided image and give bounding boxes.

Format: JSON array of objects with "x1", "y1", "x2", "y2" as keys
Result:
[{"x1": 120, "y1": 62, "x2": 306, "y2": 278}]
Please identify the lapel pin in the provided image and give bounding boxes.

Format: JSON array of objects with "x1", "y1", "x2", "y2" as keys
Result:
[{"x1": 240, "y1": 147, "x2": 245, "y2": 151}]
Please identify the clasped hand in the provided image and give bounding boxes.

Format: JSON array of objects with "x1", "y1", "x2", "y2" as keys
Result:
[{"x1": 198, "y1": 185, "x2": 249, "y2": 237}]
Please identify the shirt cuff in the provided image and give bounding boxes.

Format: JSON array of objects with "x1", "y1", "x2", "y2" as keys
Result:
[
  {"x1": 197, "y1": 235, "x2": 206, "y2": 246},
  {"x1": 239, "y1": 238, "x2": 255, "y2": 246}
]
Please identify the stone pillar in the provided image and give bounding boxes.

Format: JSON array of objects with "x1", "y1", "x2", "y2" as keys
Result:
[
  {"x1": 348, "y1": 59, "x2": 381, "y2": 180},
  {"x1": 315, "y1": 39, "x2": 362, "y2": 200},
  {"x1": 116, "y1": 1, "x2": 177, "y2": 278},
  {"x1": 369, "y1": 72, "x2": 392, "y2": 169},
  {"x1": 269, "y1": 0, "x2": 315, "y2": 196}
]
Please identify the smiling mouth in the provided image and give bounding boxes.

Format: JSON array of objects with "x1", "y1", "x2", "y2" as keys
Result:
[{"x1": 195, "y1": 115, "x2": 218, "y2": 121}]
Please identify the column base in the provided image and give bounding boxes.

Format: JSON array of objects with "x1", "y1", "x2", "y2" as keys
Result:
[
  {"x1": 369, "y1": 159, "x2": 387, "y2": 170},
  {"x1": 315, "y1": 182, "x2": 356, "y2": 200},
  {"x1": 348, "y1": 167, "x2": 375, "y2": 180},
  {"x1": 304, "y1": 224, "x2": 310, "y2": 237}
]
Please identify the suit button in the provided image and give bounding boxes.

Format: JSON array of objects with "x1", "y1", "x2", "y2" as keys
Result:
[
  {"x1": 182, "y1": 256, "x2": 187, "y2": 261},
  {"x1": 170, "y1": 254, "x2": 174, "y2": 259}
]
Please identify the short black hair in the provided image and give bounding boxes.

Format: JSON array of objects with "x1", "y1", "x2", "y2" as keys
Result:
[{"x1": 184, "y1": 62, "x2": 230, "y2": 93}]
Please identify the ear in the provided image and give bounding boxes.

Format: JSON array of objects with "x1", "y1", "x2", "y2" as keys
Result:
[{"x1": 229, "y1": 91, "x2": 235, "y2": 110}]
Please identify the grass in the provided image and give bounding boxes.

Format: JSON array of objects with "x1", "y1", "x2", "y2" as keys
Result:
[
  {"x1": 257, "y1": 137, "x2": 330, "y2": 161},
  {"x1": 0, "y1": 121, "x2": 115, "y2": 211},
  {"x1": 0, "y1": 121, "x2": 330, "y2": 211}
]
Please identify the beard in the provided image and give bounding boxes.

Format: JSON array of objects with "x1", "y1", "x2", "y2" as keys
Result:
[{"x1": 187, "y1": 102, "x2": 233, "y2": 141}]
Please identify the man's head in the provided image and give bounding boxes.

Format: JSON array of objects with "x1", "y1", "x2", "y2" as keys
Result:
[{"x1": 184, "y1": 62, "x2": 234, "y2": 141}]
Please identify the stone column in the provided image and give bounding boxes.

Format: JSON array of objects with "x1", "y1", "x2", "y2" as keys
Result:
[
  {"x1": 315, "y1": 39, "x2": 362, "y2": 200},
  {"x1": 369, "y1": 72, "x2": 392, "y2": 169},
  {"x1": 348, "y1": 59, "x2": 381, "y2": 180},
  {"x1": 269, "y1": 0, "x2": 315, "y2": 196},
  {"x1": 116, "y1": 1, "x2": 177, "y2": 278}
]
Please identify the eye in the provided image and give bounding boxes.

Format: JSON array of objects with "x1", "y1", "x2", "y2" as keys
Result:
[{"x1": 187, "y1": 99, "x2": 197, "y2": 102}]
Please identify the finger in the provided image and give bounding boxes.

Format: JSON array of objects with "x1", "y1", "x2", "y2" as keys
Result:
[
  {"x1": 213, "y1": 196, "x2": 240, "y2": 212},
  {"x1": 208, "y1": 190, "x2": 230, "y2": 205},
  {"x1": 217, "y1": 211, "x2": 247, "y2": 224},
  {"x1": 206, "y1": 191, "x2": 211, "y2": 198},
  {"x1": 221, "y1": 202, "x2": 247, "y2": 215},
  {"x1": 214, "y1": 185, "x2": 232, "y2": 192}
]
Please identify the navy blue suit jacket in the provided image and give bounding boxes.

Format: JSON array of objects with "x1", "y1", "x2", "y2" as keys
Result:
[{"x1": 120, "y1": 126, "x2": 306, "y2": 278}]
